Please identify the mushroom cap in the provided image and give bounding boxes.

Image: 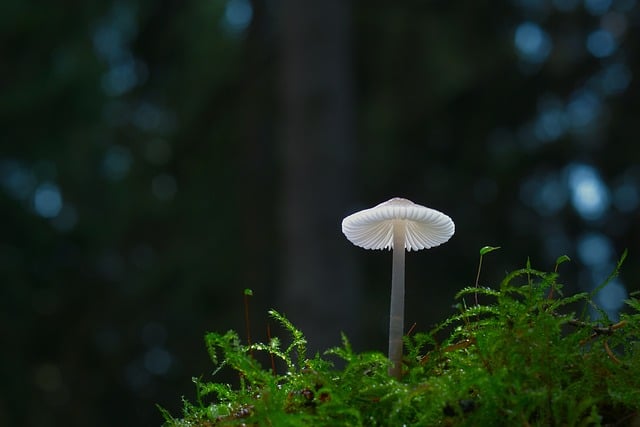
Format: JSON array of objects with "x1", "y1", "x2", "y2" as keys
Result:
[{"x1": 341, "y1": 197, "x2": 455, "y2": 251}]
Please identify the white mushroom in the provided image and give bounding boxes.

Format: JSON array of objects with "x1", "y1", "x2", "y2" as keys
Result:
[{"x1": 341, "y1": 197, "x2": 455, "y2": 378}]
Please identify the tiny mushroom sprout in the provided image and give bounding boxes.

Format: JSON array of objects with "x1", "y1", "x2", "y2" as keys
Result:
[{"x1": 341, "y1": 197, "x2": 455, "y2": 378}]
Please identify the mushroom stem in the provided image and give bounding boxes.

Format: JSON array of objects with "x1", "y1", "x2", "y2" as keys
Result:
[{"x1": 388, "y1": 221, "x2": 406, "y2": 378}]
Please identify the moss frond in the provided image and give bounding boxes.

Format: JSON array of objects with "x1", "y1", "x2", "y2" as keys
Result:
[{"x1": 162, "y1": 251, "x2": 640, "y2": 426}]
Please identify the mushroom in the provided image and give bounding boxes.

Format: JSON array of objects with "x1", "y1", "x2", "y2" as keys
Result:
[{"x1": 341, "y1": 197, "x2": 455, "y2": 378}]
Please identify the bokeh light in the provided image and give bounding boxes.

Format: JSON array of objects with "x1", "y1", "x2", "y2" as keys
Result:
[
  {"x1": 514, "y1": 21, "x2": 553, "y2": 64},
  {"x1": 534, "y1": 99, "x2": 567, "y2": 142},
  {"x1": 101, "y1": 57, "x2": 143, "y2": 96},
  {"x1": 144, "y1": 347, "x2": 172, "y2": 376},
  {"x1": 0, "y1": 159, "x2": 36, "y2": 200},
  {"x1": 520, "y1": 172, "x2": 568, "y2": 216},
  {"x1": 567, "y1": 163, "x2": 610, "y2": 221},
  {"x1": 567, "y1": 89, "x2": 602, "y2": 131},
  {"x1": 102, "y1": 145, "x2": 133, "y2": 181},
  {"x1": 222, "y1": 0, "x2": 253, "y2": 35},
  {"x1": 584, "y1": 0, "x2": 613, "y2": 16},
  {"x1": 33, "y1": 182, "x2": 63, "y2": 219},
  {"x1": 586, "y1": 29, "x2": 617, "y2": 58},
  {"x1": 577, "y1": 232, "x2": 626, "y2": 318},
  {"x1": 595, "y1": 279, "x2": 627, "y2": 312},
  {"x1": 92, "y1": 3, "x2": 143, "y2": 96},
  {"x1": 577, "y1": 232, "x2": 614, "y2": 266}
]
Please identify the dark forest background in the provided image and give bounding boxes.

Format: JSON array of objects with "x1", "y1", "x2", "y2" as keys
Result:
[{"x1": 1, "y1": 0, "x2": 639, "y2": 425}]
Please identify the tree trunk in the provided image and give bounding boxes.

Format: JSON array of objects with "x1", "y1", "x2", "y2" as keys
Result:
[{"x1": 279, "y1": 0, "x2": 360, "y2": 351}]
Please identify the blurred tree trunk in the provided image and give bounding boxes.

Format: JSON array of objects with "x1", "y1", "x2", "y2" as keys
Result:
[{"x1": 278, "y1": 0, "x2": 360, "y2": 350}]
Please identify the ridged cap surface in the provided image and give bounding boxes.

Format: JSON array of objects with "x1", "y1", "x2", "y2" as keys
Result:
[{"x1": 341, "y1": 198, "x2": 455, "y2": 251}]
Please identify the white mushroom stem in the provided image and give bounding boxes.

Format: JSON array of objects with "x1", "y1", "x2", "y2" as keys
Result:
[
  {"x1": 340, "y1": 197, "x2": 455, "y2": 379},
  {"x1": 388, "y1": 220, "x2": 406, "y2": 378}
]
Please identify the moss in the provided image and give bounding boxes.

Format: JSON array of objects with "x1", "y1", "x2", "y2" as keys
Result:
[{"x1": 160, "y1": 250, "x2": 640, "y2": 426}]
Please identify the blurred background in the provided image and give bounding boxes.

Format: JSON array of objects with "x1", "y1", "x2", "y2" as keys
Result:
[{"x1": 1, "y1": 0, "x2": 639, "y2": 425}]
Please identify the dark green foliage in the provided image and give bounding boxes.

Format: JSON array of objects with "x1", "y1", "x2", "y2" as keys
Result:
[{"x1": 162, "y1": 254, "x2": 640, "y2": 426}]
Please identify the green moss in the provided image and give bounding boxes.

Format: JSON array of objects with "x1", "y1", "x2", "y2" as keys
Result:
[{"x1": 160, "y1": 250, "x2": 640, "y2": 426}]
